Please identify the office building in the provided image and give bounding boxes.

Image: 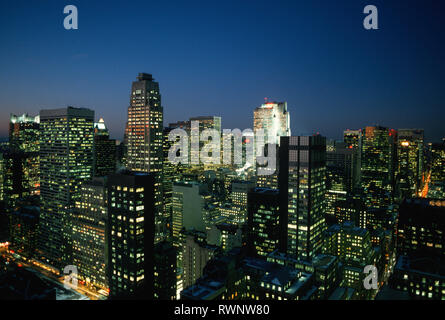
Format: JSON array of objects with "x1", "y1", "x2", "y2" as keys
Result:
[
  {"x1": 253, "y1": 101, "x2": 290, "y2": 146},
  {"x1": 71, "y1": 178, "x2": 108, "y2": 290},
  {"x1": 93, "y1": 118, "x2": 116, "y2": 177},
  {"x1": 247, "y1": 188, "x2": 282, "y2": 258},
  {"x1": 396, "y1": 129, "x2": 424, "y2": 198},
  {"x1": 37, "y1": 107, "x2": 94, "y2": 270},
  {"x1": 107, "y1": 171, "x2": 155, "y2": 299},
  {"x1": 125, "y1": 73, "x2": 164, "y2": 243},
  {"x1": 361, "y1": 126, "x2": 395, "y2": 194},
  {"x1": 154, "y1": 241, "x2": 177, "y2": 300},
  {"x1": 279, "y1": 135, "x2": 327, "y2": 260},
  {"x1": 4, "y1": 114, "x2": 40, "y2": 209}
]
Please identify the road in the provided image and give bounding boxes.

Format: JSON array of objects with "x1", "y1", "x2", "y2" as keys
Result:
[{"x1": 3, "y1": 249, "x2": 107, "y2": 300}]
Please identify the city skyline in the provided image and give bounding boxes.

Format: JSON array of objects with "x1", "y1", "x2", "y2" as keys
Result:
[
  {"x1": 1, "y1": 0, "x2": 445, "y2": 142},
  {"x1": 1, "y1": 0, "x2": 445, "y2": 305}
]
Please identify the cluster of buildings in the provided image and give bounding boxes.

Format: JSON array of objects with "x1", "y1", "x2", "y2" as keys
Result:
[{"x1": 0, "y1": 73, "x2": 444, "y2": 300}]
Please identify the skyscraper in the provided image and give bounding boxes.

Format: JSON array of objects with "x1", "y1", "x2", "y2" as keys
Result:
[
  {"x1": 125, "y1": 73, "x2": 164, "y2": 243},
  {"x1": 279, "y1": 135, "x2": 327, "y2": 261},
  {"x1": 430, "y1": 141, "x2": 445, "y2": 184},
  {"x1": 253, "y1": 101, "x2": 290, "y2": 145},
  {"x1": 37, "y1": 107, "x2": 94, "y2": 270},
  {"x1": 189, "y1": 116, "x2": 221, "y2": 168},
  {"x1": 361, "y1": 126, "x2": 395, "y2": 193},
  {"x1": 171, "y1": 181, "x2": 208, "y2": 245},
  {"x1": 93, "y1": 118, "x2": 116, "y2": 177},
  {"x1": 4, "y1": 113, "x2": 40, "y2": 209},
  {"x1": 247, "y1": 188, "x2": 282, "y2": 258},
  {"x1": 325, "y1": 141, "x2": 356, "y2": 219},
  {"x1": 71, "y1": 177, "x2": 108, "y2": 290},
  {"x1": 253, "y1": 101, "x2": 289, "y2": 190},
  {"x1": 0, "y1": 153, "x2": 4, "y2": 202},
  {"x1": 107, "y1": 171, "x2": 155, "y2": 299},
  {"x1": 396, "y1": 129, "x2": 424, "y2": 198}
]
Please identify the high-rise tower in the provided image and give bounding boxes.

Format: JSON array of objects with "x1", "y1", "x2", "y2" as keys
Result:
[
  {"x1": 279, "y1": 135, "x2": 327, "y2": 261},
  {"x1": 125, "y1": 73, "x2": 164, "y2": 243},
  {"x1": 37, "y1": 107, "x2": 94, "y2": 270}
]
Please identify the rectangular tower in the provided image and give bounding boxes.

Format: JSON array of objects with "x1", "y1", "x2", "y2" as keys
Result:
[
  {"x1": 38, "y1": 107, "x2": 94, "y2": 270},
  {"x1": 279, "y1": 135, "x2": 327, "y2": 261},
  {"x1": 125, "y1": 73, "x2": 164, "y2": 243},
  {"x1": 107, "y1": 171, "x2": 155, "y2": 299}
]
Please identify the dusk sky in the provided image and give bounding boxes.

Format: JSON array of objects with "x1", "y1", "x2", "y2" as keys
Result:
[{"x1": 0, "y1": 0, "x2": 444, "y2": 141}]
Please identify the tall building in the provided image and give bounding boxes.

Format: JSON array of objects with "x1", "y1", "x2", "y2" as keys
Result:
[
  {"x1": 253, "y1": 102, "x2": 289, "y2": 188},
  {"x1": 37, "y1": 107, "x2": 94, "y2": 270},
  {"x1": 226, "y1": 180, "x2": 255, "y2": 223},
  {"x1": 71, "y1": 178, "x2": 108, "y2": 290},
  {"x1": 189, "y1": 116, "x2": 221, "y2": 168},
  {"x1": 255, "y1": 143, "x2": 279, "y2": 189},
  {"x1": 396, "y1": 129, "x2": 424, "y2": 198},
  {"x1": 326, "y1": 142, "x2": 357, "y2": 193},
  {"x1": 4, "y1": 113, "x2": 40, "y2": 209},
  {"x1": 253, "y1": 101, "x2": 290, "y2": 145},
  {"x1": 0, "y1": 152, "x2": 5, "y2": 202},
  {"x1": 8, "y1": 113, "x2": 40, "y2": 153},
  {"x1": 279, "y1": 135, "x2": 327, "y2": 261},
  {"x1": 430, "y1": 141, "x2": 445, "y2": 184},
  {"x1": 343, "y1": 129, "x2": 362, "y2": 150},
  {"x1": 189, "y1": 116, "x2": 221, "y2": 132},
  {"x1": 107, "y1": 171, "x2": 155, "y2": 299},
  {"x1": 343, "y1": 129, "x2": 362, "y2": 187},
  {"x1": 162, "y1": 126, "x2": 187, "y2": 240},
  {"x1": 93, "y1": 118, "x2": 116, "y2": 177},
  {"x1": 325, "y1": 141, "x2": 356, "y2": 219},
  {"x1": 247, "y1": 188, "x2": 282, "y2": 258},
  {"x1": 361, "y1": 126, "x2": 395, "y2": 193},
  {"x1": 125, "y1": 73, "x2": 164, "y2": 243},
  {"x1": 171, "y1": 181, "x2": 208, "y2": 245}
]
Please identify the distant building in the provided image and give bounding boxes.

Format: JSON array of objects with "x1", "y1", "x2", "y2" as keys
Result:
[
  {"x1": 431, "y1": 141, "x2": 445, "y2": 184},
  {"x1": 361, "y1": 126, "x2": 395, "y2": 195},
  {"x1": 4, "y1": 113, "x2": 40, "y2": 209},
  {"x1": 396, "y1": 129, "x2": 424, "y2": 198},
  {"x1": 253, "y1": 101, "x2": 290, "y2": 146},
  {"x1": 93, "y1": 118, "x2": 116, "y2": 177},
  {"x1": 171, "y1": 181, "x2": 209, "y2": 244},
  {"x1": 0, "y1": 152, "x2": 5, "y2": 202}
]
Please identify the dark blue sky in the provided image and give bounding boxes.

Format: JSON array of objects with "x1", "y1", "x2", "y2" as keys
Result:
[{"x1": 1, "y1": 0, "x2": 444, "y2": 141}]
